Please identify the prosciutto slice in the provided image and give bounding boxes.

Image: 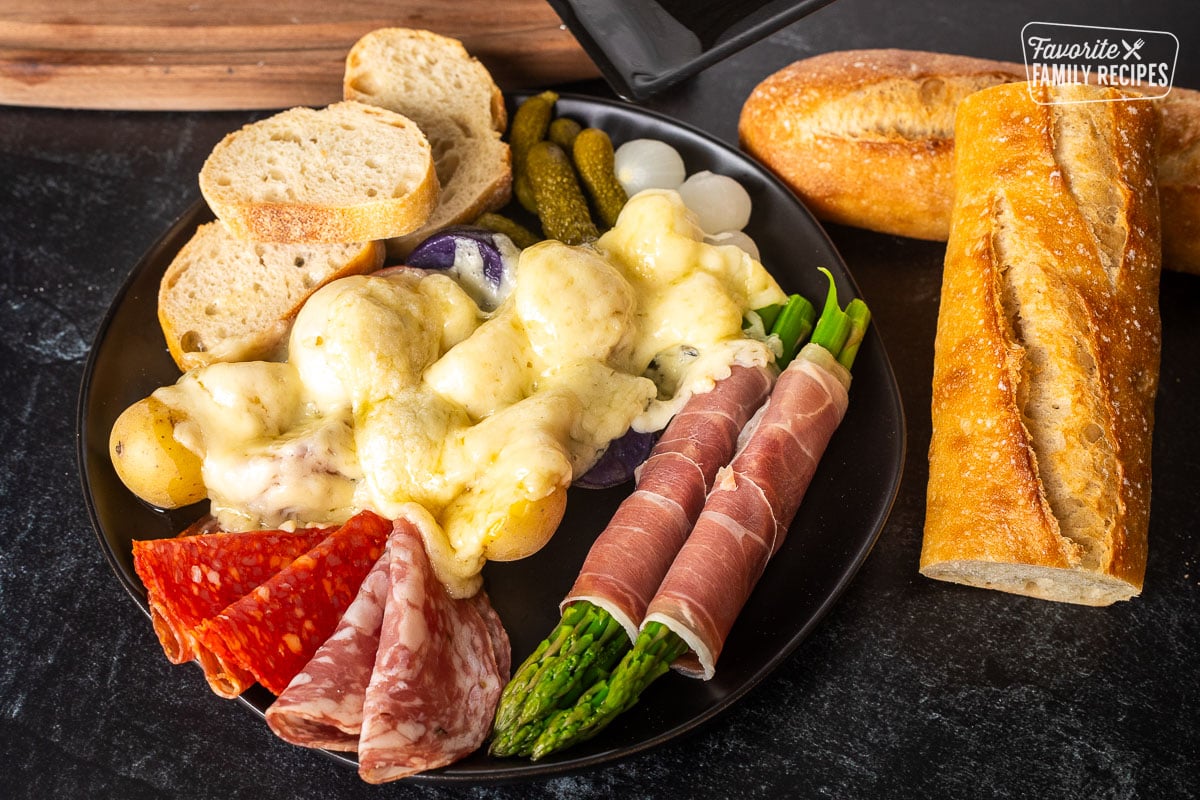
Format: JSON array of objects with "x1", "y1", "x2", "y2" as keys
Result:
[
  {"x1": 562, "y1": 364, "x2": 775, "y2": 640},
  {"x1": 643, "y1": 344, "x2": 851, "y2": 679},
  {"x1": 264, "y1": 550, "x2": 391, "y2": 750},
  {"x1": 357, "y1": 519, "x2": 510, "y2": 784}
]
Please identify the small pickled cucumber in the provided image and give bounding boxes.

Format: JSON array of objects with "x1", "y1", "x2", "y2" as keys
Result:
[
  {"x1": 572, "y1": 128, "x2": 628, "y2": 229},
  {"x1": 473, "y1": 212, "x2": 542, "y2": 249},
  {"x1": 548, "y1": 117, "x2": 583, "y2": 150},
  {"x1": 510, "y1": 91, "x2": 559, "y2": 213},
  {"x1": 526, "y1": 140, "x2": 599, "y2": 245}
]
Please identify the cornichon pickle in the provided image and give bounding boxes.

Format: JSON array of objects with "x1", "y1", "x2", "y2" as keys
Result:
[
  {"x1": 548, "y1": 117, "x2": 583, "y2": 150},
  {"x1": 526, "y1": 140, "x2": 599, "y2": 245},
  {"x1": 510, "y1": 91, "x2": 559, "y2": 213},
  {"x1": 473, "y1": 212, "x2": 542, "y2": 249},
  {"x1": 572, "y1": 127, "x2": 628, "y2": 229}
]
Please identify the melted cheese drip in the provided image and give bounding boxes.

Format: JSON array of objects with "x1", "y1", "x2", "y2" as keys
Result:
[{"x1": 153, "y1": 189, "x2": 785, "y2": 596}]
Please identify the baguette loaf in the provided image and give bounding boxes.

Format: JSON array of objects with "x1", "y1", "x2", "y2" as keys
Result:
[
  {"x1": 344, "y1": 28, "x2": 511, "y2": 258},
  {"x1": 158, "y1": 222, "x2": 385, "y2": 371},
  {"x1": 199, "y1": 100, "x2": 438, "y2": 244},
  {"x1": 738, "y1": 49, "x2": 1200, "y2": 274},
  {"x1": 920, "y1": 82, "x2": 1161, "y2": 605}
]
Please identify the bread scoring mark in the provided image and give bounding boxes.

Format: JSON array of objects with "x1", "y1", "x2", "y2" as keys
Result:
[
  {"x1": 802, "y1": 75, "x2": 1013, "y2": 142},
  {"x1": 1048, "y1": 94, "x2": 1129, "y2": 284},
  {"x1": 991, "y1": 195, "x2": 1118, "y2": 571}
]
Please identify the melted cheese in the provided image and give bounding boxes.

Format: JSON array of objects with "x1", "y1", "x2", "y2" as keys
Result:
[{"x1": 155, "y1": 188, "x2": 785, "y2": 596}]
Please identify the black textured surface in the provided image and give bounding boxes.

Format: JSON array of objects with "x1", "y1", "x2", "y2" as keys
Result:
[{"x1": 2, "y1": 0, "x2": 1199, "y2": 797}]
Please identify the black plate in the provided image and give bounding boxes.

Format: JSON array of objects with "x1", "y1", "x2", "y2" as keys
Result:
[
  {"x1": 547, "y1": 0, "x2": 838, "y2": 100},
  {"x1": 77, "y1": 94, "x2": 905, "y2": 784}
]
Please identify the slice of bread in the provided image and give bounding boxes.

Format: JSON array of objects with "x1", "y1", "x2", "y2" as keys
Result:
[
  {"x1": 198, "y1": 100, "x2": 439, "y2": 244},
  {"x1": 158, "y1": 221, "x2": 385, "y2": 371},
  {"x1": 344, "y1": 28, "x2": 512, "y2": 258}
]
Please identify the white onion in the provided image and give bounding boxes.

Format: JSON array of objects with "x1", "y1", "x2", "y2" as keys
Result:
[
  {"x1": 613, "y1": 139, "x2": 687, "y2": 196},
  {"x1": 677, "y1": 170, "x2": 752, "y2": 234},
  {"x1": 704, "y1": 230, "x2": 761, "y2": 261}
]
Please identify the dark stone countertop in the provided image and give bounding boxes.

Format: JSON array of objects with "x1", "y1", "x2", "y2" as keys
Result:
[{"x1": 2, "y1": 1, "x2": 1197, "y2": 797}]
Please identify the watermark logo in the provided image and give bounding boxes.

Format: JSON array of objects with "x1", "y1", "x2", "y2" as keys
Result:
[{"x1": 1021, "y1": 21, "x2": 1178, "y2": 103}]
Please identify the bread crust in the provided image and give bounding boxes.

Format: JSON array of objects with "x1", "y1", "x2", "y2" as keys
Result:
[
  {"x1": 738, "y1": 48, "x2": 1200, "y2": 273},
  {"x1": 343, "y1": 27, "x2": 513, "y2": 258},
  {"x1": 920, "y1": 82, "x2": 1161, "y2": 606}
]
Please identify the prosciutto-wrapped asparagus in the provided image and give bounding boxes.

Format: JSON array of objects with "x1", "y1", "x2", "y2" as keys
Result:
[
  {"x1": 489, "y1": 362, "x2": 776, "y2": 756},
  {"x1": 526, "y1": 271, "x2": 869, "y2": 758},
  {"x1": 643, "y1": 342, "x2": 850, "y2": 678},
  {"x1": 564, "y1": 362, "x2": 776, "y2": 640}
]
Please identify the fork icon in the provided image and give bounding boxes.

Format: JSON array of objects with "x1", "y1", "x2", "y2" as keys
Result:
[{"x1": 1122, "y1": 38, "x2": 1146, "y2": 60}]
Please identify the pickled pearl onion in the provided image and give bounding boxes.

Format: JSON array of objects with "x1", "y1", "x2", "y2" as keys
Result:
[
  {"x1": 613, "y1": 139, "x2": 687, "y2": 196},
  {"x1": 678, "y1": 171, "x2": 752, "y2": 234}
]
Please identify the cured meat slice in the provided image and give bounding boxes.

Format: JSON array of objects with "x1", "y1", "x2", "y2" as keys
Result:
[
  {"x1": 198, "y1": 510, "x2": 391, "y2": 696},
  {"x1": 264, "y1": 550, "x2": 391, "y2": 750},
  {"x1": 644, "y1": 345, "x2": 851, "y2": 679},
  {"x1": 469, "y1": 590, "x2": 512, "y2": 683},
  {"x1": 358, "y1": 519, "x2": 508, "y2": 784},
  {"x1": 563, "y1": 364, "x2": 775, "y2": 639},
  {"x1": 132, "y1": 525, "x2": 330, "y2": 696}
]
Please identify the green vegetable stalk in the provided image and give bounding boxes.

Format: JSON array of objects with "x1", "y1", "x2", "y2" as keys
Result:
[
  {"x1": 527, "y1": 621, "x2": 688, "y2": 760},
  {"x1": 769, "y1": 293, "x2": 817, "y2": 367},
  {"x1": 489, "y1": 601, "x2": 630, "y2": 757}
]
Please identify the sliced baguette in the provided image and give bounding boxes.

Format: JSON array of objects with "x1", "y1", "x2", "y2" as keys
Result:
[
  {"x1": 199, "y1": 100, "x2": 438, "y2": 244},
  {"x1": 158, "y1": 221, "x2": 385, "y2": 371},
  {"x1": 344, "y1": 28, "x2": 511, "y2": 258},
  {"x1": 920, "y1": 82, "x2": 1161, "y2": 605}
]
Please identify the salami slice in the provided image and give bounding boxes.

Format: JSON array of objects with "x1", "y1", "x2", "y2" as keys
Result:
[
  {"x1": 562, "y1": 364, "x2": 775, "y2": 639},
  {"x1": 132, "y1": 525, "x2": 331, "y2": 697},
  {"x1": 198, "y1": 510, "x2": 391, "y2": 696},
  {"x1": 358, "y1": 519, "x2": 508, "y2": 784},
  {"x1": 264, "y1": 550, "x2": 391, "y2": 750},
  {"x1": 644, "y1": 345, "x2": 851, "y2": 679}
]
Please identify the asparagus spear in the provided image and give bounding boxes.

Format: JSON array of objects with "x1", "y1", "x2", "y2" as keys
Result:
[
  {"x1": 528, "y1": 622, "x2": 689, "y2": 760},
  {"x1": 489, "y1": 601, "x2": 630, "y2": 757},
  {"x1": 770, "y1": 293, "x2": 817, "y2": 368}
]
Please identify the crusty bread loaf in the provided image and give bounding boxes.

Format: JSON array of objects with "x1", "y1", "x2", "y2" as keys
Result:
[
  {"x1": 920, "y1": 82, "x2": 1161, "y2": 606},
  {"x1": 738, "y1": 49, "x2": 1200, "y2": 274},
  {"x1": 344, "y1": 28, "x2": 511, "y2": 258},
  {"x1": 199, "y1": 100, "x2": 439, "y2": 244},
  {"x1": 158, "y1": 221, "x2": 385, "y2": 371},
  {"x1": 740, "y1": 49, "x2": 1021, "y2": 240}
]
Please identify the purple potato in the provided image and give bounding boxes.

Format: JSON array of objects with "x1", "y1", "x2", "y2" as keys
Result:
[
  {"x1": 574, "y1": 428, "x2": 659, "y2": 489},
  {"x1": 406, "y1": 226, "x2": 510, "y2": 286}
]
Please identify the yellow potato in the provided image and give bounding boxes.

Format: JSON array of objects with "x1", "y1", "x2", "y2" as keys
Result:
[
  {"x1": 482, "y1": 485, "x2": 569, "y2": 562},
  {"x1": 109, "y1": 396, "x2": 206, "y2": 508},
  {"x1": 440, "y1": 481, "x2": 569, "y2": 565}
]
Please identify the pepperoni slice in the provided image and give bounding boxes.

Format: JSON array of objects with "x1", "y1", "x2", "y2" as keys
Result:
[
  {"x1": 132, "y1": 526, "x2": 331, "y2": 696},
  {"x1": 198, "y1": 510, "x2": 392, "y2": 696}
]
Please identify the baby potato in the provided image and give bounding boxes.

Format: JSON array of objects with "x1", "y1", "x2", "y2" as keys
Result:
[
  {"x1": 482, "y1": 485, "x2": 569, "y2": 562},
  {"x1": 109, "y1": 396, "x2": 206, "y2": 508},
  {"x1": 440, "y1": 481, "x2": 569, "y2": 565}
]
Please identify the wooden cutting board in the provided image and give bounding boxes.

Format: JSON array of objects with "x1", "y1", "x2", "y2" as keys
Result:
[{"x1": 0, "y1": 1, "x2": 600, "y2": 110}]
